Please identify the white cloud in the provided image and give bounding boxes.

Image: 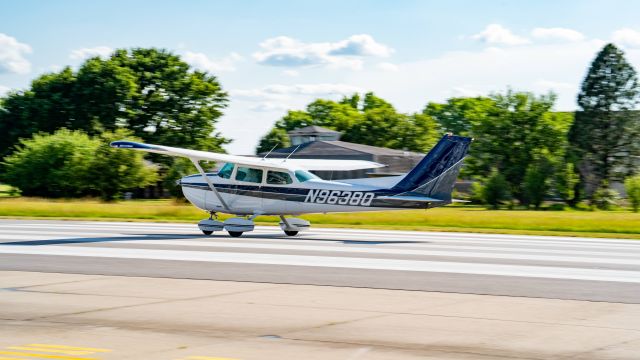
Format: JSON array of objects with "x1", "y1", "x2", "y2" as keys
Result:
[
  {"x1": 346, "y1": 40, "x2": 608, "y2": 112},
  {"x1": 249, "y1": 102, "x2": 291, "y2": 112},
  {"x1": 532, "y1": 27, "x2": 585, "y2": 42},
  {"x1": 253, "y1": 34, "x2": 392, "y2": 69},
  {"x1": 183, "y1": 51, "x2": 243, "y2": 72},
  {"x1": 282, "y1": 69, "x2": 299, "y2": 77},
  {"x1": 533, "y1": 79, "x2": 576, "y2": 92},
  {"x1": 377, "y1": 62, "x2": 399, "y2": 72},
  {"x1": 329, "y1": 34, "x2": 394, "y2": 57},
  {"x1": 0, "y1": 84, "x2": 10, "y2": 97},
  {"x1": 69, "y1": 46, "x2": 113, "y2": 60},
  {"x1": 232, "y1": 83, "x2": 362, "y2": 100},
  {"x1": 0, "y1": 33, "x2": 32, "y2": 74},
  {"x1": 471, "y1": 24, "x2": 530, "y2": 46},
  {"x1": 612, "y1": 28, "x2": 640, "y2": 48}
]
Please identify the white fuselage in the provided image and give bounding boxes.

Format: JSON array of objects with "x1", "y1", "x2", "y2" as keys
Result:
[{"x1": 180, "y1": 172, "x2": 406, "y2": 216}]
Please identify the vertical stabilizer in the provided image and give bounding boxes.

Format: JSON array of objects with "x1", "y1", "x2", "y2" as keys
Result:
[{"x1": 389, "y1": 134, "x2": 472, "y2": 202}]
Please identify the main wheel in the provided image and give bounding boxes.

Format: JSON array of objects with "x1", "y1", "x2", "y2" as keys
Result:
[
  {"x1": 284, "y1": 230, "x2": 299, "y2": 236},
  {"x1": 202, "y1": 230, "x2": 213, "y2": 235},
  {"x1": 228, "y1": 231, "x2": 243, "y2": 237}
]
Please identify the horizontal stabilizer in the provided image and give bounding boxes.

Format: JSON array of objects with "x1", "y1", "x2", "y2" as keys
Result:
[{"x1": 377, "y1": 195, "x2": 444, "y2": 203}]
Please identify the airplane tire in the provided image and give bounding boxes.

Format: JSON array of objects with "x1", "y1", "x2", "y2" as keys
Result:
[
  {"x1": 284, "y1": 230, "x2": 299, "y2": 236},
  {"x1": 202, "y1": 230, "x2": 213, "y2": 235},
  {"x1": 228, "y1": 231, "x2": 243, "y2": 237}
]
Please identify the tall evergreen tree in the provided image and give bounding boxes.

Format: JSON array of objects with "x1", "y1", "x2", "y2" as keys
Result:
[{"x1": 569, "y1": 43, "x2": 640, "y2": 197}]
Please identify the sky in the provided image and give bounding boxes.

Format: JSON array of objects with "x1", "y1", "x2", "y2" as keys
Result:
[{"x1": 2, "y1": 0, "x2": 640, "y2": 153}]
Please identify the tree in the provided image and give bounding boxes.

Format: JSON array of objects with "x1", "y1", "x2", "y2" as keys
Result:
[
  {"x1": 108, "y1": 48, "x2": 230, "y2": 152},
  {"x1": 1, "y1": 129, "x2": 156, "y2": 199},
  {"x1": 523, "y1": 157, "x2": 553, "y2": 209},
  {"x1": 569, "y1": 43, "x2": 640, "y2": 197},
  {"x1": 1, "y1": 129, "x2": 97, "y2": 197},
  {"x1": 424, "y1": 96, "x2": 495, "y2": 136},
  {"x1": 86, "y1": 129, "x2": 158, "y2": 201},
  {"x1": 466, "y1": 91, "x2": 572, "y2": 203},
  {"x1": 625, "y1": 173, "x2": 640, "y2": 212},
  {"x1": 482, "y1": 170, "x2": 511, "y2": 210},
  {"x1": 554, "y1": 161, "x2": 581, "y2": 206},
  {"x1": 256, "y1": 128, "x2": 291, "y2": 154},
  {"x1": 257, "y1": 92, "x2": 440, "y2": 154},
  {"x1": 0, "y1": 48, "x2": 230, "y2": 158}
]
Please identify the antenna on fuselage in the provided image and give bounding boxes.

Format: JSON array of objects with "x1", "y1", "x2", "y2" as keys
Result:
[
  {"x1": 262, "y1": 142, "x2": 279, "y2": 160},
  {"x1": 283, "y1": 144, "x2": 301, "y2": 162}
]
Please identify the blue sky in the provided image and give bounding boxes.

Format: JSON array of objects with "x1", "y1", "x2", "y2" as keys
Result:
[{"x1": 2, "y1": 0, "x2": 640, "y2": 153}]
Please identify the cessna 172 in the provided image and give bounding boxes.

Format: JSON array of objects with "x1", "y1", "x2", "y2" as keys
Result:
[{"x1": 111, "y1": 134, "x2": 471, "y2": 237}]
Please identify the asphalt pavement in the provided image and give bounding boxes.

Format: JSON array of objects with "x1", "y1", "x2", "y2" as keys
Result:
[{"x1": 1, "y1": 219, "x2": 639, "y2": 303}]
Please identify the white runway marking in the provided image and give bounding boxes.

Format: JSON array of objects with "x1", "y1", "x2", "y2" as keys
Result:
[
  {"x1": 1, "y1": 244, "x2": 640, "y2": 283},
  {"x1": 2, "y1": 220, "x2": 640, "y2": 288}
]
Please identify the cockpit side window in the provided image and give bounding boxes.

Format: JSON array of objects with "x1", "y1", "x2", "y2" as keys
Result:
[
  {"x1": 218, "y1": 163, "x2": 234, "y2": 179},
  {"x1": 235, "y1": 167, "x2": 264, "y2": 183},
  {"x1": 267, "y1": 170, "x2": 293, "y2": 185},
  {"x1": 294, "y1": 170, "x2": 320, "y2": 182}
]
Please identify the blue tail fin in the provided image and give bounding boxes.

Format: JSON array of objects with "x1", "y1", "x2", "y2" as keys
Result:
[{"x1": 390, "y1": 134, "x2": 472, "y2": 202}]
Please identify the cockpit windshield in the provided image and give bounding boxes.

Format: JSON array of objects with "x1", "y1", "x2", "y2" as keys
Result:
[{"x1": 294, "y1": 170, "x2": 320, "y2": 182}]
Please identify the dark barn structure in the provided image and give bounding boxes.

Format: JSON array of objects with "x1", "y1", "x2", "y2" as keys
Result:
[{"x1": 260, "y1": 126, "x2": 424, "y2": 180}]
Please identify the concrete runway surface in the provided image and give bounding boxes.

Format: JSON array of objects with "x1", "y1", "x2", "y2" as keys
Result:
[{"x1": 1, "y1": 219, "x2": 640, "y2": 359}]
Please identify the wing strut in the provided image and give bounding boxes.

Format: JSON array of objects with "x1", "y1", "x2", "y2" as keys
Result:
[{"x1": 190, "y1": 159, "x2": 230, "y2": 212}]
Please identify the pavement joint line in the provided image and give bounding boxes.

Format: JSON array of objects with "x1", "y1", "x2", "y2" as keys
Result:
[
  {"x1": 260, "y1": 334, "x2": 544, "y2": 360},
  {"x1": 0, "y1": 277, "x2": 105, "y2": 291},
  {"x1": 25, "y1": 283, "x2": 291, "y2": 321},
  {"x1": 559, "y1": 337, "x2": 640, "y2": 360}
]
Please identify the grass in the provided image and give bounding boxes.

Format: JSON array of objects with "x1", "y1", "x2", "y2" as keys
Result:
[{"x1": 0, "y1": 197, "x2": 639, "y2": 239}]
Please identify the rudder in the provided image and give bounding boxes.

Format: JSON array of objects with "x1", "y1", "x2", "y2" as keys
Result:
[{"x1": 390, "y1": 134, "x2": 472, "y2": 202}]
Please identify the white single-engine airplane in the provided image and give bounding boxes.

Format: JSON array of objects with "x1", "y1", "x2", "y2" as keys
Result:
[{"x1": 111, "y1": 134, "x2": 471, "y2": 237}]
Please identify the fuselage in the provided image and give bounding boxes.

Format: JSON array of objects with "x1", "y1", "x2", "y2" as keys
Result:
[{"x1": 179, "y1": 165, "x2": 435, "y2": 216}]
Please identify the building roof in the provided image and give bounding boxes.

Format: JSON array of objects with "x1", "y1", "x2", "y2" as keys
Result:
[
  {"x1": 264, "y1": 140, "x2": 423, "y2": 158},
  {"x1": 287, "y1": 125, "x2": 342, "y2": 136}
]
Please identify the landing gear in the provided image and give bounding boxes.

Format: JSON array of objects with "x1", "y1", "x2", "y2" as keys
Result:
[
  {"x1": 228, "y1": 231, "x2": 243, "y2": 237},
  {"x1": 279, "y1": 216, "x2": 310, "y2": 237},
  {"x1": 198, "y1": 211, "x2": 224, "y2": 236}
]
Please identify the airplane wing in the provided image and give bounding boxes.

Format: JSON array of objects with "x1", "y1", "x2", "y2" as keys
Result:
[
  {"x1": 110, "y1": 141, "x2": 385, "y2": 171},
  {"x1": 276, "y1": 158, "x2": 385, "y2": 171}
]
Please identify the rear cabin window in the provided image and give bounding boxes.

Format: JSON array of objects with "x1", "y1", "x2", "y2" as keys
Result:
[
  {"x1": 218, "y1": 163, "x2": 234, "y2": 179},
  {"x1": 266, "y1": 170, "x2": 293, "y2": 185},
  {"x1": 235, "y1": 167, "x2": 263, "y2": 183}
]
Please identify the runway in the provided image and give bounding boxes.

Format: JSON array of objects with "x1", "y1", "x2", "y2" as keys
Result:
[{"x1": 1, "y1": 219, "x2": 640, "y2": 303}]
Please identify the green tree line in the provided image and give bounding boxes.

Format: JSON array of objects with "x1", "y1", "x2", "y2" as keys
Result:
[
  {"x1": 256, "y1": 43, "x2": 640, "y2": 210},
  {"x1": 1, "y1": 44, "x2": 640, "y2": 210},
  {"x1": 0, "y1": 48, "x2": 229, "y2": 200}
]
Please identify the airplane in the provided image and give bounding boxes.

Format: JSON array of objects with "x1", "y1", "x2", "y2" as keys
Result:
[{"x1": 110, "y1": 134, "x2": 472, "y2": 237}]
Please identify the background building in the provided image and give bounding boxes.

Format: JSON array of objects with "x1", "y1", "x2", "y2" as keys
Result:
[{"x1": 260, "y1": 126, "x2": 424, "y2": 180}]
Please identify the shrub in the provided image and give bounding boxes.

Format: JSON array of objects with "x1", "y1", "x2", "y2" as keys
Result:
[
  {"x1": 482, "y1": 170, "x2": 511, "y2": 210},
  {"x1": 591, "y1": 183, "x2": 620, "y2": 210},
  {"x1": 523, "y1": 159, "x2": 552, "y2": 209},
  {"x1": 625, "y1": 174, "x2": 640, "y2": 212},
  {"x1": 1, "y1": 129, "x2": 157, "y2": 200}
]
